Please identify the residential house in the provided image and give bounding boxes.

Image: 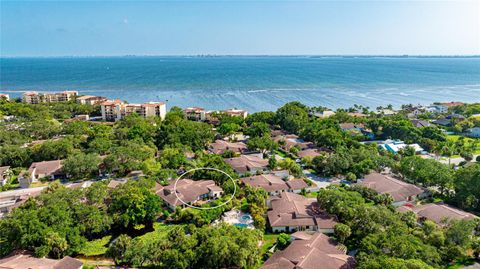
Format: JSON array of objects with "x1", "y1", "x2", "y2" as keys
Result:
[
  {"x1": 377, "y1": 109, "x2": 396, "y2": 116},
  {"x1": 0, "y1": 251, "x2": 83, "y2": 269},
  {"x1": 467, "y1": 127, "x2": 480, "y2": 138},
  {"x1": 267, "y1": 192, "x2": 337, "y2": 233},
  {"x1": 183, "y1": 107, "x2": 206, "y2": 121},
  {"x1": 156, "y1": 179, "x2": 223, "y2": 210},
  {"x1": 0, "y1": 94, "x2": 9, "y2": 100},
  {"x1": 312, "y1": 110, "x2": 336, "y2": 118},
  {"x1": 358, "y1": 172, "x2": 425, "y2": 206},
  {"x1": 240, "y1": 173, "x2": 308, "y2": 196},
  {"x1": 379, "y1": 139, "x2": 424, "y2": 155},
  {"x1": 410, "y1": 119, "x2": 432, "y2": 128},
  {"x1": 297, "y1": 148, "x2": 326, "y2": 159},
  {"x1": 209, "y1": 139, "x2": 248, "y2": 155},
  {"x1": 347, "y1": 112, "x2": 367, "y2": 117},
  {"x1": 0, "y1": 166, "x2": 12, "y2": 186},
  {"x1": 261, "y1": 232, "x2": 355, "y2": 269},
  {"x1": 339, "y1": 123, "x2": 374, "y2": 139},
  {"x1": 432, "y1": 118, "x2": 452, "y2": 127},
  {"x1": 427, "y1": 104, "x2": 448, "y2": 114},
  {"x1": 224, "y1": 154, "x2": 269, "y2": 175},
  {"x1": 76, "y1": 95, "x2": 108, "y2": 105},
  {"x1": 398, "y1": 203, "x2": 477, "y2": 226},
  {"x1": 273, "y1": 134, "x2": 315, "y2": 152},
  {"x1": 107, "y1": 179, "x2": 127, "y2": 189},
  {"x1": 19, "y1": 160, "x2": 64, "y2": 187},
  {"x1": 0, "y1": 187, "x2": 45, "y2": 219}
]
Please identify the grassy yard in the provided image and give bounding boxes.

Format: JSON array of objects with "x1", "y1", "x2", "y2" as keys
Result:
[
  {"x1": 79, "y1": 235, "x2": 112, "y2": 257},
  {"x1": 304, "y1": 191, "x2": 319, "y2": 198},
  {"x1": 261, "y1": 234, "x2": 279, "y2": 254},
  {"x1": 446, "y1": 135, "x2": 480, "y2": 154},
  {"x1": 136, "y1": 222, "x2": 184, "y2": 244}
]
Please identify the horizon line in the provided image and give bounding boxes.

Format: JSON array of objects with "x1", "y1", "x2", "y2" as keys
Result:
[{"x1": 1, "y1": 54, "x2": 480, "y2": 58}]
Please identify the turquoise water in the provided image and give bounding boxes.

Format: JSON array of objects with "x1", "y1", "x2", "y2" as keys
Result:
[
  {"x1": 1, "y1": 56, "x2": 479, "y2": 111},
  {"x1": 234, "y1": 223, "x2": 248, "y2": 228}
]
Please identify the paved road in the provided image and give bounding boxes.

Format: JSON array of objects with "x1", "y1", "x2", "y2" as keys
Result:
[{"x1": 438, "y1": 154, "x2": 479, "y2": 166}]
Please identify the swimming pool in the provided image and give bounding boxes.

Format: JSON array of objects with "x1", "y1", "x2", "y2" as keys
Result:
[
  {"x1": 240, "y1": 215, "x2": 252, "y2": 222},
  {"x1": 234, "y1": 223, "x2": 249, "y2": 228}
]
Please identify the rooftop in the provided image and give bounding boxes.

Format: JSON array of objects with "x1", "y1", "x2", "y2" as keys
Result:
[
  {"x1": 261, "y1": 232, "x2": 354, "y2": 269},
  {"x1": 224, "y1": 154, "x2": 269, "y2": 174},
  {"x1": 358, "y1": 172, "x2": 424, "y2": 203},
  {"x1": 156, "y1": 179, "x2": 222, "y2": 207},
  {"x1": 398, "y1": 203, "x2": 477, "y2": 225},
  {"x1": 267, "y1": 192, "x2": 337, "y2": 229}
]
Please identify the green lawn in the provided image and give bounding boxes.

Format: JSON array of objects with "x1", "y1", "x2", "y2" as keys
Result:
[
  {"x1": 274, "y1": 150, "x2": 288, "y2": 158},
  {"x1": 79, "y1": 235, "x2": 112, "y2": 257},
  {"x1": 136, "y1": 222, "x2": 184, "y2": 244},
  {"x1": 446, "y1": 135, "x2": 480, "y2": 154},
  {"x1": 261, "y1": 234, "x2": 279, "y2": 254},
  {"x1": 304, "y1": 191, "x2": 319, "y2": 198}
]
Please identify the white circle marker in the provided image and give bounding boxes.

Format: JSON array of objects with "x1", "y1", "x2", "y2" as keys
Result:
[{"x1": 173, "y1": 167, "x2": 236, "y2": 210}]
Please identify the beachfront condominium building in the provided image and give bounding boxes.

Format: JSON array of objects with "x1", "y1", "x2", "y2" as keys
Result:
[
  {"x1": 184, "y1": 107, "x2": 206, "y2": 121},
  {"x1": 76, "y1": 95, "x2": 108, "y2": 105},
  {"x1": 101, "y1": 100, "x2": 166, "y2": 121},
  {"x1": 22, "y1": 91, "x2": 78, "y2": 104}
]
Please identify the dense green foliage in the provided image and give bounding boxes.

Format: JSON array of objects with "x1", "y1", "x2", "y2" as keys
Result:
[
  {"x1": 317, "y1": 186, "x2": 480, "y2": 268},
  {"x1": 0, "y1": 180, "x2": 160, "y2": 258},
  {"x1": 107, "y1": 224, "x2": 262, "y2": 269}
]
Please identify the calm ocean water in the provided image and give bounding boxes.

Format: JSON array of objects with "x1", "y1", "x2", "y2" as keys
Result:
[{"x1": 1, "y1": 56, "x2": 479, "y2": 112}]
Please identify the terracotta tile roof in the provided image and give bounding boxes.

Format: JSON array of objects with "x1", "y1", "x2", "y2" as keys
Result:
[
  {"x1": 286, "y1": 179, "x2": 309, "y2": 191},
  {"x1": 358, "y1": 172, "x2": 424, "y2": 203},
  {"x1": 156, "y1": 179, "x2": 222, "y2": 207},
  {"x1": 28, "y1": 160, "x2": 63, "y2": 178},
  {"x1": 400, "y1": 203, "x2": 478, "y2": 225},
  {"x1": 0, "y1": 251, "x2": 82, "y2": 269},
  {"x1": 53, "y1": 256, "x2": 83, "y2": 269},
  {"x1": 101, "y1": 99, "x2": 123, "y2": 106},
  {"x1": 261, "y1": 232, "x2": 355, "y2": 269},
  {"x1": 297, "y1": 148, "x2": 326, "y2": 158},
  {"x1": 142, "y1": 102, "x2": 165, "y2": 107},
  {"x1": 224, "y1": 154, "x2": 268, "y2": 174},
  {"x1": 240, "y1": 174, "x2": 289, "y2": 193},
  {"x1": 184, "y1": 107, "x2": 205, "y2": 113},
  {"x1": 267, "y1": 192, "x2": 337, "y2": 229},
  {"x1": 209, "y1": 139, "x2": 248, "y2": 155}
]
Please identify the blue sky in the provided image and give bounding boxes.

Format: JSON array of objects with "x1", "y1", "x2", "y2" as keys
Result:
[{"x1": 1, "y1": 1, "x2": 479, "y2": 56}]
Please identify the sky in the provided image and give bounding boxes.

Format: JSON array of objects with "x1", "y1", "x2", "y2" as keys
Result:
[{"x1": 1, "y1": 1, "x2": 479, "y2": 56}]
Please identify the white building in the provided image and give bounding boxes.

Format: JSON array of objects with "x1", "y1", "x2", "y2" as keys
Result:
[
  {"x1": 0, "y1": 94, "x2": 9, "y2": 101},
  {"x1": 100, "y1": 100, "x2": 166, "y2": 121}
]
